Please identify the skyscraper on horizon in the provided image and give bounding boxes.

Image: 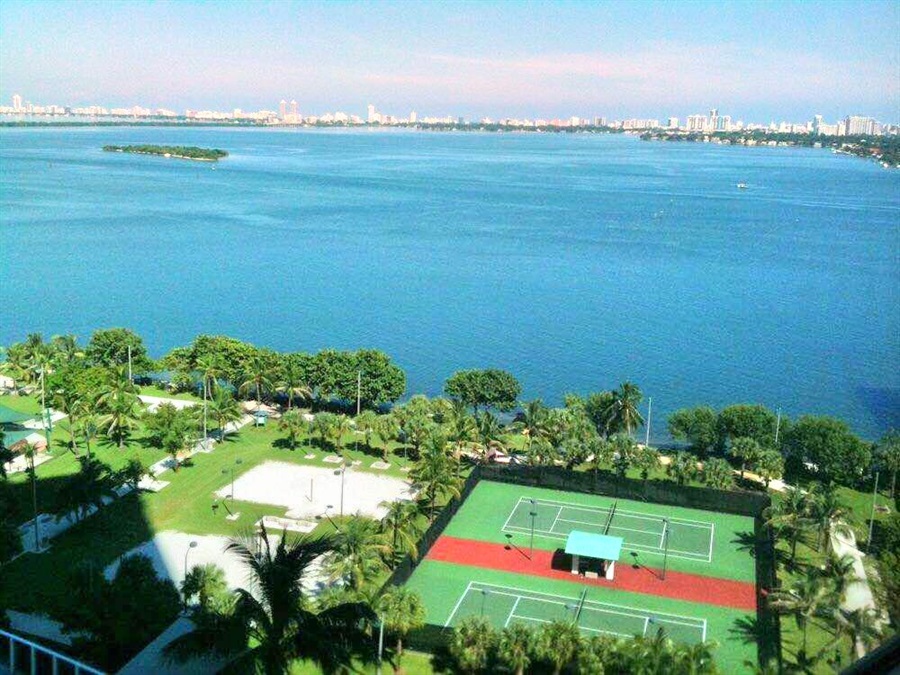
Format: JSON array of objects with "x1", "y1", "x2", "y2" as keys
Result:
[
  {"x1": 279, "y1": 99, "x2": 287, "y2": 120},
  {"x1": 12, "y1": 93, "x2": 22, "y2": 111}
]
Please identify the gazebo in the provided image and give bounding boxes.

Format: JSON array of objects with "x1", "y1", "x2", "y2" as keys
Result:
[{"x1": 565, "y1": 530, "x2": 624, "y2": 580}]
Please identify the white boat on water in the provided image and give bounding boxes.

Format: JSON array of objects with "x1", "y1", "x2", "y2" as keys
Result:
[{"x1": 737, "y1": 182, "x2": 748, "y2": 189}]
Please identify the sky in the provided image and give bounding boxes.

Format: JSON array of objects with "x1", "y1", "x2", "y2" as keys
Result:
[{"x1": 1, "y1": 0, "x2": 898, "y2": 123}]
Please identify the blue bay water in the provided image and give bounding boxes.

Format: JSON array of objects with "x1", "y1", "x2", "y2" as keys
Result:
[{"x1": 0, "y1": 127, "x2": 897, "y2": 439}]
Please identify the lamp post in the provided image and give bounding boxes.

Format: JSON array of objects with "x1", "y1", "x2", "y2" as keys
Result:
[
  {"x1": 867, "y1": 471, "x2": 880, "y2": 552},
  {"x1": 376, "y1": 614, "x2": 385, "y2": 675},
  {"x1": 183, "y1": 540, "x2": 198, "y2": 609},
  {"x1": 222, "y1": 458, "x2": 243, "y2": 500},
  {"x1": 529, "y1": 499, "x2": 537, "y2": 560},
  {"x1": 480, "y1": 588, "x2": 489, "y2": 616},
  {"x1": 334, "y1": 463, "x2": 346, "y2": 518},
  {"x1": 661, "y1": 520, "x2": 670, "y2": 581},
  {"x1": 324, "y1": 504, "x2": 339, "y2": 532}
]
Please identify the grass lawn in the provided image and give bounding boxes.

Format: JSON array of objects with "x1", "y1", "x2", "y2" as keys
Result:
[{"x1": 137, "y1": 385, "x2": 202, "y2": 401}]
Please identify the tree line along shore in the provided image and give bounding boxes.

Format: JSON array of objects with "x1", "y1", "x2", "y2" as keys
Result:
[
  {"x1": 1, "y1": 328, "x2": 898, "y2": 674},
  {"x1": 102, "y1": 144, "x2": 228, "y2": 160}
]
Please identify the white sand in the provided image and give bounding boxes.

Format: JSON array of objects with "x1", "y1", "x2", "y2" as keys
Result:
[{"x1": 215, "y1": 460, "x2": 416, "y2": 520}]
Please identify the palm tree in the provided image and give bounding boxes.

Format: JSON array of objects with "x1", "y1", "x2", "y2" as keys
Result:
[
  {"x1": 587, "y1": 437, "x2": 614, "y2": 476},
  {"x1": 667, "y1": 451, "x2": 699, "y2": 486},
  {"x1": 808, "y1": 482, "x2": 850, "y2": 552},
  {"x1": 378, "y1": 586, "x2": 426, "y2": 672},
  {"x1": 730, "y1": 437, "x2": 762, "y2": 479},
  {"x1": 181, "y1": 563, "x2": 228, "y2": 612},
  {"x1": 755, "y1": 449, "x2": 784, "y2": 488},
  {"x1": 410, "y1": 432, "x2": 461, "y2": 520},
  {"x1": 611, "y1": 434, "x2": 639, "y2": 477},
  {"x1": 537, "y1": 620, "x2": 581, "y2": 675},
  {"x1": 475, "y1": 410, "x2": 504, "y2": 465},
  {"x1": 278, "y1": 410, "x2": 305, "y2": 450},
  {"x1": 836, "y1": 607, "x2": 882, "y2": 659},
  {"x1": 276, "y1": 359, "x2": 312, "y2": 411},
  {"x1": 354, "y1": 410, "x2": 379, "y2": 452},
  {"x1": 328, "y1": 516, "x2": 390, "y2": 591},
  {"x1": 446, "y1": 400, "x2": 476, "y2": 465},
  {"x1": 95, "y1": 366, "x2": 141, "y2": 448},
  {"x1": 449, "y1": 617, "x2": 496, "y2": 674},
  {"x1": 606, "y1": 382, "x2": 644, "y2": 436},
  {"x1": 674, "y1": 640, "x2": 718, "y2": 674},
  {"x1": 55, "y1": 456, "x2": 116, "y2": 523},
  {"x1": 822, "y1": 552, "x2": 858, "y2": 602},
  {"x1": 327, "y1": 414, "x2": 352, "y2": 457},
  {"x1": 50, "y1": 385, "x2": 81, "y2": 454},
  {"x1": 76, "y1": 408, "x2": 100, "y2": 459},
  {"x1": 702, "y1": 457, "x2": 734, "y2": 490},
  {"x1": 769, "y1": 567, "x2": 836, "y2": 654},
  {"x1": 634, "y1": 445, "x2": 661, "y2": 486},
  {"x1": 207, "y1": 387, "x2": 243, "y2": 441},
  {"x1": 514, "y1": 399, "x2": 550, "y2": 455},
  {"x1": 498, "y1": 623, "x2": 534, "y2": 675},
  {"x1": 238, "y1": 354, "x2": 274, "y2": 407},
  {"x1": 766, "y1": 487, "x2": 813, "y2": 566},
  {"x1": 49, "y1": 334, "x2": 84, "y2": 367},
  {"x1": 380, "y1": 498, "x2": 421, "y2": 563},
  {"x1": 165, "y1": 526, "x2": 374, "y2": 674},
  {"x1": 375, "y1": 414, "x2": 399, "y2": 462},
  {"x1": 876, "y1": 430, "x2": 900, "y2": 499}
]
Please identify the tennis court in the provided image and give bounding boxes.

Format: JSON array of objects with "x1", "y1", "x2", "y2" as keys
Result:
[
  {"x1": 445, "y1": 581, "x2": 707, "y2": 643},
  {"x1": 502, "y1": 495, "x2": 714, "y2": 562}
]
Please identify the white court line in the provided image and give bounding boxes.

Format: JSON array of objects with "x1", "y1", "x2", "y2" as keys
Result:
[
  {"x1": 501, "y1": 497, "x2": 525, "y2": 532},
  {"x1": 702, "y1": 618, "x2": 708, "y2": 642},
  {"x1": 504, "y1": 597, "x2": 521, "y2": 628},
  {"x1": 468, "y1": 581, "x2": 706, "y2": 625},
  {"x1": 643, "y1": 616, "x2": 650, "y2": 636},
  {"x1": 549, "y1": 506, "x2": 564, "y2": 534},
  {"x1": 522, "y1": 496, "x2": 713, "y2": 529},
  {"x1": 502, "y1": 524, "x2": 710, "y2": 561},
  {"x1": 659, "y1": 521, "x2": 667, "y2": 549},
  {"x1": 510, "y1": 614, "x2": 633, "y2": 637},
  {"x1": 445, "y1": 581, "x2": 473, "y2": 627},
  {"x1": 555, "y1": 517, "x2": 669, "y2": 542},
  {"x1": 707, "y1": 523, "x2": 715, "y2": 563}
]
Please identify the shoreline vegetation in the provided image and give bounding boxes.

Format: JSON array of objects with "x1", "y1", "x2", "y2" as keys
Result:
[
  {"x1": 102, "y1": 144, "x2": 228, "y2": 161},
  {"x1": 640, "y1": 129, "x2": 900, "y2": 169}
]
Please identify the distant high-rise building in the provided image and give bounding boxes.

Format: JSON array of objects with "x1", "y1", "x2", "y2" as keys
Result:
[
  {"x1": 12, "y1": 94, "x2": 22, "y2": 111},
  {"x1": 290, "y1": 100, "x2": 298, "y2": 117},
  {"x1": 409, "y1": 111, "x2": 417, "y2": 123},
  {"x1": 844, "y1": 115, "x2": 875, "y2": 135},
  {"x1": 367, "y1": 104, "x2": 379, "y2": 123},
  {"x1": 687, "y1": 114, "x2": 707, "y2": 132},
  {"x1": 279, "y1": 99, "x2": 287, "y2": 119},
  {"x1": 667, "y1": 117, "x2": 678, "y2": 129}
]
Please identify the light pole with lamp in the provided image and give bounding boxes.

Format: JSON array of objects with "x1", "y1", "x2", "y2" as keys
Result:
[
  {"x1": 480, "y1": 588, "x2": 490, "y2": 616},
  {"x1": 661, "y1": 520, "x2": 671, "y2": 581},
  {"x1": 324, "y1": 504, "x2": 340, "y2": 532},
  {"x1": 222, "y1": 458, "x2": 243, "y2": 500},
  {"x1": 183, "y1": 540, "x2": 198, "y2": 609},
  {"x1": 334, "y1": 463, "x2": 346, "y2": 518}
]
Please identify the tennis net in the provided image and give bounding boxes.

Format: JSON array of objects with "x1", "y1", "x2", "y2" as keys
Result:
[
  {"x1": 574, "y1": 587, "x2": 589, "y2": 622},
  {"x1": 604, "y1": 501, "x2": 618, "y2": 535}
]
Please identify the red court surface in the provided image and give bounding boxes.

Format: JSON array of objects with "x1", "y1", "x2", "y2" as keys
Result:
[{"x1": 427, "y1": 535, "x2": 757, "y2": 612}]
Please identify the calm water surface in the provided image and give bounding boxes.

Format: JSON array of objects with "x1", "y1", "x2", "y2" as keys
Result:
[{"x1": 1, "y1": 127, "x2": 897, "y2": 439}]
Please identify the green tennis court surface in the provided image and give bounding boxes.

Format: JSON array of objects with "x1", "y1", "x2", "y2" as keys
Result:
[
  {"x1": 446, "y1": 581, "x2": 707, "y2": 643},
  {"x1": 503, "y1": 496, "x2": 714, "y2": 562}
]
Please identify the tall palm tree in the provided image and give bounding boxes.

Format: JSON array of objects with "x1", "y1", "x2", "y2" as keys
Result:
[
  {"x1": 276, "y1": 359, "x2": 312, "y2": 411},
  {"x1": 475, "y1": 410, "x2": 504, "y2": 465},
  {"x1": 278, "y1": 410, "x2": 305, "y2": 450},
  {"x1": 449, "y1": 617, "x2": 496, "y2": 674},
  {"x1": 611, "y1": 434, "x2": 639, "y2": 477},
  {"x1": 730, "y1": 436, "x2": 762, "y2": 479},
  {"x1": 95, "y1": 366, "x2": 141, "y2": 448},
  {"x1": 606, "y1": 382, "x2": 644, "y2": 436},
  {"x1": 207, "y1": 387, "x2": 243, "y2": 441},
  {"x1": 766, "y1": 487, "x2": 813, "y2": 566},
  {"x1": 327, "y1": 516, "x2": 390, "y2": 591},
  {"x1": 49, "y1": 334, "x2": 84, "y2": 368},
  {"x1": 165, "y1": 526, "x2": 374, "y2": 674},
  {"x1": 238, "y1": 354, "x2": 274, "y2": 407},
  {"x1": 354, "y1": 410, "x2": 379, "y2": 452},
  {"x1": 674, "y1": 640, "x2": 718, "y2": 675},
  {"x1": 755, "y1": 449, "x2": 784, "y2": 488},
  {"x1": 537, "y1": 620, "x2": 581, "y2": 675},
  {"x1": 807, "y1": 482, "x2": 850, "y2": 552},
  {"x1": 327, "y1": 414, "x2": 352, "y2": 457},
  {"x1": 876, "y1": 430, "x2": 900, "y2": 499},
  {"x1": 410, "y1": 432, "x2": 461, "y2": 520},
  {"x1": 378, "y1": 586, "x2": 426, "y2": 673},
  {"x1": 50, "y1": 385, "x2": 81, "y2": 454},
  {"x1": 514, "y1": 399, "x2": 550, "y2": 456},
  {"x1": 498, "y1": 623, "x2": 533, "y2": 675},
  {"x1": 587, "y1": 436, "x2": 614, "y2": 476},
  {"x1": 769, "y1": 567, "x2": 837, "y2": 654},
  {"x1": 56, "y1": 455, "x2": 116, "y2": 523},
  {"x1": 446, "y1": 399, "x2": 476, "y2": 465},
  {"x1": 181, "y1": 563, "x2": 228, "y2": 612},
  {"x1": 380, "y1": 498, "x2": 421, "y2": 562},
  {"x1": 634, "y1": 445, "x2": 661, "y2": 486},
  {"x1": 375, "y1": 414, "x2": 399, "y2": 462},
  {"x1": 667, "y1": 451, "x2": 699, "y2": 486}
]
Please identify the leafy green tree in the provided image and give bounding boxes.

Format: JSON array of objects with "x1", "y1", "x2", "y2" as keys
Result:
[
  {"x1": 587, "y1": 437, "x2": 614, "y2": 476},
  {"x1": 702, "y1": 457, "x2": 734, "y2": 490},
  {"x1": 611, "y1": 434, "x2": 639, "y2": 477},
  {"x1": 145, "y1": 403, "x2": 196, "y2": 471},
  {"x1": 349, "y1": 349, "x2": 406, "y2": 407},
  {"x1": 375, "y1": 413, "x2": 400, "y2": 462},
  {"x1": 730, "y1": 437, "x2": 762, "y2": 479},
  {"x1": 783, "y1": 416, "x2": 872, "y2": 486},
  {"x1": 667, "y1": 451, "x2": 699, "y2": 486},
  {"x1": 354, "y1": 409, "x2": 379, "y2": 452},
  {"x1": 674, "y1": 640, "x2": 719, "y2": 674},
  {"x1": 445, "y1": 399, "x2": 476, "y2": 465},
  {"x1": 326, "y1": 414, "x2": 352, "y2": 457},
  {"x1": 278, "y1": 409, "x2": 305, "y2": 450},
  {"x1": 769, "y1": 567, "x2": 837, "y2": 654},
  {"x1": 514, "y1": 399, "x2": 550, "y2": 454},
  {"x1": 717, "y1": 404, "x2": 779, "y2": 451},
  {"x1": 449, "y1": 617, "x2": 497, "y2": 674},
  {"x1": 378, "y1": 586, "x2": 426, "y2": 672},
  {"x1": 475, "y1": 410, "x2": 505, "y2": 465},
  {"x1": 86, "y1": 328, "x2": 154, "y2": 373},
  {"x1": 118, "y1": 457, "x2": 146, "y2": 491},
  {"x1": 537, "y1": 620, "x2": 581, "y2": 675},
  {"x1": 444, "y1": 368, "x2": 521, "y2": 412},
  {"x1": 182, "y1": 563, "x2": 228, "y2": 612},
  {"x1": 328, "y1": 516, "x2": 390, "y2": 591},
  {"x1": 64, "y1": 554, "x2": 181, "y2": 671},
  {"x1": 165, "y1": 526, "x2": 374, "y2": 674},
  {"x1": 807, "y1": 482, "x2": 851, "y2": 552},
  {"x1": 584, "y1": 390, "x2": 616, "y2": 438},
  {"x1": 755, "y1": 450, "x2": 784, "y2": 488},
  {"x1": 392, "y1": 395, "x2": 435, "y2": 460},
  {"x1": 668, "y1": 406, "x2": 718, "y2": 457},
  {"x1": 766, "y1": 488, "x2": 814, "y2": 566},
  {"x1": 498, "y1": 623, "x2": 534, "y2": 675},
  {"x1": 411, "y1": 432, "x2": 461, "y2": 520},
  {"x1": 313, "y1": 412, "x2": 338, "y2": 449},
  {"x1": 276, "y1": 354, "x2": 312, "y2": 410},
  {"x1": 238, "y1": 351, "x2": 277, "y2": 405},
  {"x1": 634, "y1": 445, "x2": 661, "y2": 485}
]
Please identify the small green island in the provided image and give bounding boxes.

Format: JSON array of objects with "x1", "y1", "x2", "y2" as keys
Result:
[{"x1": 102, "y1": 144, "x2": 228, "y2": 161}]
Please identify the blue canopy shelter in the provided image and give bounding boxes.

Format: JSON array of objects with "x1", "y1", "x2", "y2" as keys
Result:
[{"x1": 565, "y1": 530, "x2": 624, "y2": 580}]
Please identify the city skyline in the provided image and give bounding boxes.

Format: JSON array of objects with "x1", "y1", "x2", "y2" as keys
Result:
[{"x1": 1, "y1": 0, "x2": 898, "y2": 122}]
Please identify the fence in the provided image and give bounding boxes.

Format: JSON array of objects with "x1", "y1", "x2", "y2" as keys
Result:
[{"x1": 0, "y1": 629, "x2": 104, "y2": 675}]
